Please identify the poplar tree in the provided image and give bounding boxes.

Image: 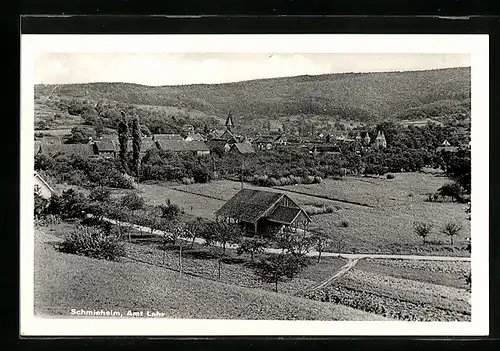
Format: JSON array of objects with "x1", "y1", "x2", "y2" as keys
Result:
[
  {"x1": 118, "y1": 111, "x2": 129, "y2": 173},
  {"x1": 131, "y1": 116, "x2": 142, "y2": 181}
]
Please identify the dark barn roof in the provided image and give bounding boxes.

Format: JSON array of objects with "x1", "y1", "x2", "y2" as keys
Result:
[
  {"x1": 268, "y1": 206, "x2": 302, "y2": 225},
  {"x1": 215, "y1": 189, "x2": 284, "y2": 223}
]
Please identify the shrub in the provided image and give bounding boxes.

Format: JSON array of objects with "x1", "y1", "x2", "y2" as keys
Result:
[
  {"x1": 339, "y1": 220, "x2": 349, "y2": 228},
  {"x1": 121, "y1": 193, "x2": 145, "y2": 211},
  {"x1": 159, "y1": 199, "x2": 180, "y2": 222},
  {"x1": 58, "y1": 226, "x2": 126, "y2": 261},
  {"x1": 438, "y1": 182, "x2": 464, "y2": 203},
  {"x1": 89, "y1": 187, "x2": 111, "y2": 203},
  {"x1": 305, "y1": 175, "x2": 315, "y2": 184},
  {"x1": 80, "y1": 216, "x2": 112, "y2": 234},
  {"x1": 192, "y1": 166, "x2": 211, "y2": 183},
  {"x1": 181, "y1": 177, "x2": 194, "y2": 185},
  {"x1": 121, "y1": 173, "x2": 137, "y2": 189},
  {"x1": 387, "y1": 174, "x2": 395, "y2": 179},
  {"x1": 48, "y1": 189, "x2": 89, "y2": 220}
]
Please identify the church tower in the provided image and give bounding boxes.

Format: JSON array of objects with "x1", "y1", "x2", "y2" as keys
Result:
[
  {"x1": 225, "y1": 111, "x2": 234, "y2": 132},
  {"x1": 363, "y1": 132, "x2": 371, "y2": 145},
  {"x1": 375, "y1": 131, "x2": 387, "y2": 149}
]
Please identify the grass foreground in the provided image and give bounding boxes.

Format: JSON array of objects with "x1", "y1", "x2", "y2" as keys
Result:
[{"x1": 34, "y1": 228, "x2": 389, "y2": 321}]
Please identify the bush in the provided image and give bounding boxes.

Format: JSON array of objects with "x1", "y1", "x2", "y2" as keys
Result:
[
  {"x1": 339, "y1": 220, "x2": 349, "y2": 228},
  {"x1": 387, "y1": 174, "x2": 395, "y2": 179},
  {"x1": 58, "y1": 226, "x2": 126, "y2": 261},
  {"x1": 192, "y1": 166, "x2": 211, "y2": 183},
  {"x1": 181, "y1": 177, "x2": 194, "y2": 185},
  {"x1": 120, "y1": 193, "x2": 145, "y2": 211},
  {"x1": 89, "y1": 187, "x2": 111, "y2": 203},
  {"x1": 80, "y1": 216, "x2": 112, "y2": 234}
]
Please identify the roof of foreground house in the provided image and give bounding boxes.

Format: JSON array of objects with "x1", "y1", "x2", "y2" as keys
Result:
[{"x1": 215, "y1": 188, "x2": 311, "y2": 224}]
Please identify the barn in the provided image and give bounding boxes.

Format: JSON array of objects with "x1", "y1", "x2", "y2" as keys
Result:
[{"x1": 215, "y1": 189, "x2": 311, "y2": 238}]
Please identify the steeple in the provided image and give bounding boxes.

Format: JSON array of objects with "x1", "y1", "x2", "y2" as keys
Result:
[
  {"x1": 375, "y1": 130, "x2": 387, "y2": 148},
  {"x1": 363, "y1": 132, "x2": 371, "y2": 144},
  {"x1": 225, "y1": 111, "x2": 234, "y2": 131}
]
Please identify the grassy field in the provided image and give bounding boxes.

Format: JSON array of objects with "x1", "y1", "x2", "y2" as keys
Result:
[
  {"x1": 276, "y1": 172, "x2": 450, "y2": 207},
  {"x1": 34, "y1": 227, "x2": 387, "y2": 321},
  {"x1": 304, "y1": 265, "x2": 471, "y2": 321},
  {"x1": 132, "y1": 173, "x2": 470, "y2": 256},
  {"x1": 36, "y1": 221, "x2": 470, "y2": 321},
  {"x1": 276, "y1": 173, "x2": 470, "y2": 255},
  {"x1": 356, "y1": 258, "x2": 470, "y2": 290}
]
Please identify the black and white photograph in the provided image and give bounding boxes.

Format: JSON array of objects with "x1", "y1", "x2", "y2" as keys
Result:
[{"x1": 20, "y1": 34, "x2": 489, "y2": 336}]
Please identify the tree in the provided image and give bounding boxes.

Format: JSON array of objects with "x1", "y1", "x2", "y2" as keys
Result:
[
  {"x1": 413, "y1": 221, "x2": 433, "y2": 244},
  {"x1": 34, "y1": 186, "x2": 48, "y2": 219},
  {"x1": 118, "y1": 112, "x2": 130, "y2": 173},
  {"x1": 445, "y1": 150, "x2": 471, "y2": 194},
  {"x1": 237, "y1": 237, "x2": 267, "y2": 262},
  {"x1": 184, "y1": 217, "x2": 204, "y2": 247},
  {"x1": 131, "y1": 116, "x2": 142, "y2": 181},
  {"x1": 207, "y1": 220, "x2": 243, "y2": 256},
  {"x1": 276, "y1": 227, "x2": 314, "y2": 258},
  {"x1": 442, "y1": 222, "x2": 463, "y2": 245},
  {"x1": 67, "y1": 126, "x2": 94, "y2": 144},
  {"x1": 255, "y1": 253, "x2": 308, "y2": 292},
  {"x1": 310, "y1": 229, "x2": 332, "y2": 263}
]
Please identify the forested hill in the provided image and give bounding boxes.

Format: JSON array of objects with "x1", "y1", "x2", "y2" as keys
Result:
[{"x1": 35, "y1": 66, "x2": 470, "y2": 123}]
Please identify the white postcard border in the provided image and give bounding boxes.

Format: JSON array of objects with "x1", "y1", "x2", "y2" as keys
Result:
[{"x1": 20, "y1": 34, "x2": 489, "y2": 336}]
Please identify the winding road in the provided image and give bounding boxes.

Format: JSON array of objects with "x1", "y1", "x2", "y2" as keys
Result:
[{"x1": 96, "y1": 215, "x2": 471, "y2": 262}]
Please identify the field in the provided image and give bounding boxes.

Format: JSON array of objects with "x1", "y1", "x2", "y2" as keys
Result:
[
  {"x1": 37, "y1": 221, "x2": 470, "y2": 321},
  {"x1": 126, "y1": 173, "x2": 470, "y2": 256},
  {"x1": 277, "y1": 173, "x2": 471, "y2": 255},
  {"x1": 34, "y1": 227, "x2": 387, "y2": 321}
]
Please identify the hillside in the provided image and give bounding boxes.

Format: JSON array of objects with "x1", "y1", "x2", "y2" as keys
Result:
[
  {"x1": 34, "y1": 228, "x2": 388, "y2": 321},
  {"x1": 34, "y1": 67, "x2": 470, "y2": 128}
]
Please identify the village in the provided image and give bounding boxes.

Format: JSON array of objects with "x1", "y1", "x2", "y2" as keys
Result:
[{"x1": 32, "y1": 61, "x2": 472, "y2": 323}]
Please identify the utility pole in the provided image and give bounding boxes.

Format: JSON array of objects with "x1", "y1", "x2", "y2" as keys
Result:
[
  {"x1": 240, "y1": 158, "x2": 245, "y2": 189},
  {"x1": 179, "y1": 243, "x2": 183, "y2": 279}
]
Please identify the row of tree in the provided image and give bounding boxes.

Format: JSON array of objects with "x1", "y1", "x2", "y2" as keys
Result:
[{"x1": 35, "y1": 184, "x2": 341, "y2": 292}]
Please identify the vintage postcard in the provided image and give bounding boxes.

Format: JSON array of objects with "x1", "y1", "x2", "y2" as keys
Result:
[{"x1": 20, "y1": 34, "x2": 489, "y2": 336}]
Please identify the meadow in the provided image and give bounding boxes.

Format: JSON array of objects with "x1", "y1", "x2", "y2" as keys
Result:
[
  {"x1": 130, "y1": 172, "x2": 470, "y2": 256},
  {"x1": 37, "y1": 220, "x2": 470, "y2": 321},
  {"x1": 34, "y1": 227, "x2": 387, "y2": 321}
]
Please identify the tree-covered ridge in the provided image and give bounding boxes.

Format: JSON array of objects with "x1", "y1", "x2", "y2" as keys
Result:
[{"x1": 35, "y1": 67, "x2": 470, "y2": 126}]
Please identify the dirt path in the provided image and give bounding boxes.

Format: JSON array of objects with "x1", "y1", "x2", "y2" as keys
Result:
[
  {"x1": 297, "y1": 258, "x2": 360, "y2": 296},
  {"x1": 95, "y1": 216, "x2": 471, "y2": 262}
]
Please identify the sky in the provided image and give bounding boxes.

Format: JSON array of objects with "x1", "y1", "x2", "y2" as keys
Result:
[{"x1": 35, "y1": 53, "x2": 470, "y2": 86}]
